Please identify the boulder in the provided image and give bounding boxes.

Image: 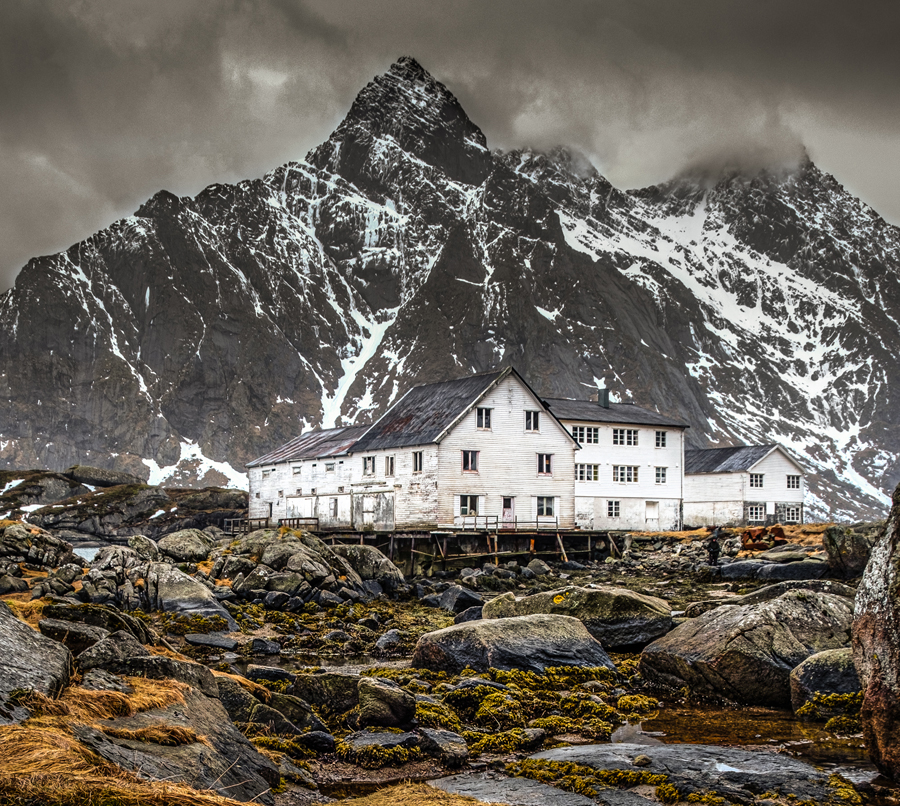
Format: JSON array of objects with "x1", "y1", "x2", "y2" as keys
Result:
[
  {"x1": 374, "y1": 628, "x2": 402, "y2": 654},
  {"x1": 0, "y1": 575, "x2": 29, "y2": 595},
  {"x1": 38, "y1": 617, "x2": 109, "y2": 654},
  {"x1": 790, "y1": 648, "x2": 861, "y2": 715},
  {"x1": 0, "y1": 521, "x2": 76, "y2": 569},
  {"x1": 439, "y1": 584, "x2": 484, "y2": 614},
  {"x1": 291, "y1": 671, "x2": 360, "y2": 714},
  {"x1": 72, "y1": 686, "x2": 278, "y2": 804},
  {"x1": 64, "y1": 464, "x2": 145, "y2": 488},
  {"x1": 418, "y1": 728, "x2": 469, "y2": 767},
  {"x1": 0, "y1": 600, "x2": 73, "y2": 723},
  {"x1": 41, "y1": 603, "x2": 154, "y2": 644},
  {"x1": 184, "y1": 633, "x2": 238, "y2": 651},
  {"x1": 527, "y1": 558, "x2": 551, "y2": 576},
  {"x1": 268, "y1": 691, "x2": 328, "y2": 732},
  {"x1": 640, "y1": 589, "x2": 854, "y2": 707},
  {"x1": 483, "y1": 586, "x2": 673, "y2": 650},
  {"x1": 824, "y1": 524, "x2": 878, "y2": 579},
  {"x1": 684, "y1": 579, "x2": 857, "y2": 619},
  {"x1": 157, "y1": 529, "x2": 216, "y2": 562},
  {"x1": 90, "y1": 545, "x2": 142, "y2": 573},
  {"x1": 248, "y1": 702, "x2": 306, "y2": 735},
  {"x1": 852, "y1": 487, "x2": 900, "y2": 780},
  {"x1": 454, "y1": 606, "x2": 483, "y2": 624},
  {"x1": 412, "y1": 614, "x2": 616, "y2": 675},
  {"x1": 357, "y1": 677, "x2": 416, "y2": 727},
  {"x1": 127, "y1": 534, "x2": 160, "y2": 561},
  {"x1": 142, "y1": 562, "x2": 239, "y2": 630},
  {"x1": 81, "y1": 668, "x2": 131, "y2": 693},
  {"x1": 251, "y1": 637, "x2": 281, "y2": 655},
  {"x1": 431, "y1": 773, "x2": 592, "y2": 806},
  {"x1": 76, "y1": 629, "x2": 152, "y2": 669},
  {"x1": 331, "y1": 544, "x2": 405, "y2": 591},
  {"x1": 216, "y1": 676, "x2": 261, "y2": 723}
]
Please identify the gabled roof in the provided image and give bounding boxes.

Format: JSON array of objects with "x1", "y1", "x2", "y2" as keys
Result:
[
  {"x1": 684, "y1": 444, "x2": 799, "y2": 475},
  {"x1": 544, "y1": 398, "x2": 690, "y2": 428},
  {"x1": 247, "y1": 424, "x2": 370, "y2": 467}
]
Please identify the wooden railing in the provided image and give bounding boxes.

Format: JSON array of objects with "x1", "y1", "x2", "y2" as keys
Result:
[
  {"x1": 457, "y1": 516, "x2": 560, "y2": 532},
  {"x1": 223, "y1": 517, "x2": 270, "y2": 536},
  {"x1": 278, "y1": 517, "x2": 319, "y2": 531}
]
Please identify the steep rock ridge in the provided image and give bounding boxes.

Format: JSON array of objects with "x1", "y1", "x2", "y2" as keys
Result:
[{"x1": 0, "y1": 56, "x2": 897, "y2": 518}]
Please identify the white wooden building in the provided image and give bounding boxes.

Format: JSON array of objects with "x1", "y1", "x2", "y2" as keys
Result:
[
  {"x1": 544, "y1": 395, "x2": 689, "y2": 531},
  {"x1": 247, "y1": 368, "x2": 579, "y2": 531},
  {"x1": 682, "y1": 444, "x2": 806, "y2": 527}
]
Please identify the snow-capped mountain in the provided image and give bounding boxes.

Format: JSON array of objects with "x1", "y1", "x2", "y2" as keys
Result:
[{"x1": 0, "y1": 56, "x2": 897, "y2": 520}]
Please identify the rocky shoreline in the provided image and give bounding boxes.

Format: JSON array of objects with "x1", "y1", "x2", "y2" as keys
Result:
[{"x1": 1, "y1": 469, "x2": 898, "y2": 806}]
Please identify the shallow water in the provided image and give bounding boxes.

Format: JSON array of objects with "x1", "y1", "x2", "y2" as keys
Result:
[{"x1": 73, "y1": 547, "x2": 98, "y2": 563}]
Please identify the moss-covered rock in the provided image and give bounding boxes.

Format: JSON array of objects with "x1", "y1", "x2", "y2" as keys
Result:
[{"x1": 791, "y1": 648, "x2": 861, "y2": 716}]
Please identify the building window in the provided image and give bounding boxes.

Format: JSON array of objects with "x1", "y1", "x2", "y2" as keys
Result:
[
  {"x1": 655, "y1": 467, "x2": 667, "y2": 484},
  {"x1": 613, "y1": 428, "x2": 639, "y2": 446},
  {"x1": 571, "y1": 426, "x2": 599, "y2": 444},
  {"x1": 337, "y1": 486, "x2": 344, "y2": 493},
  {"x1": 784, "y1": 506, "x2": 801, "y2": 523},
  {"x1": 329, "y1": 498, "x2": 338, "y2": 517},
  {"x1": 295, "y1": 488, "x2": 301, "y2": 495},
  {"x1": 310, "y1": 487, "x2": 316, "y2": 495},
  {"x1": 576, "y1": 464, "x2": 599, "y2": 481},
  {"x1": 607, "y1": 500, "x2": 620, "y2": 518},
  {"x1": 525, "y1": 410, "x2": 540, "y2": 432},
  {"x1": 262, "y1": 468, "x2": 272, "y2": 479},
  {"x1": 476, "y1": 407, "x2": 492, "y2": 429},
  {"x1": 460, "y1": 495, "x2": 479, "y2": 516},
  {"x1": 750, "y1": 473, "x2": 764, "y2": 488},
  {"x1": 462, "y1": 450, "x2": 479, "y2": 472},
  {"x1": 278, "y1": 490, "x2": 283, "y2": 498},
  {"x1": 748, "y1": 505, "x2": 765, "y2": 523},
  {"x1": 537, "y1": 454, "x2": 553, "y2": 475},
  {"x1": 655, "y1": 431, "x2": 667, "y2": 448},
  {"x1": 413, "y1": 451, "x2": 423, "y2": 473},
  {"x1": 255, "y1": 492, "x2": 260, "y2": 499},
  {"x1": 613, "y1": 465, "x2": 639, "y2": 483},
  {"x1": 787, "y1": 475, "x2": 801, "y2": 489},
  {"x1": 292, "y1": 466, "x2": 301, "y2": 475},
  {"x1": 325, "y1": 462, "x2": 335, "y2": 472},
  {"x1": 385, "y1": 456, "x2": 395, "y2": 476},
  {"x1": 537, "y1": 496, "x2": 555, "y2": 517},
  {"x1": 363, "y1": 456, "x2": 375, "y2": 475}
]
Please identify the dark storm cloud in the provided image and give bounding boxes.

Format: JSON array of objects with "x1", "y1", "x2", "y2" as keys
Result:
[{"x1": 2, "y1": 0, "x2": 899, "y2": 290}]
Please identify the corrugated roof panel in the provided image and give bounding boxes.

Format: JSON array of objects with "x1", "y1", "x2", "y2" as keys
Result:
[
  {"x1": 246, "y1": 424, "x2": 371, "y2": 467},
  {"x1": 545, "y1": 398, "x2": 690, "y2": 428},
  {"x1": 684, "y1": 444, "x2": 778, "y2": 474},
  {"x1": 352, "y1": 371, "x2": 504, "y2": 452}
]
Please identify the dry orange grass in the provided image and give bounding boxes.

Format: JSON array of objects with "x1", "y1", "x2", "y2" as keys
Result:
[
  {"x1": 211, "y1": 669, "x2": 272, "y2": 702},
  {"x1": 3, "y1": 596, "x2": 46, "y2": 627},
  {"x1": 101, "y1": 722, "x2": 209, "y2": 747},
  {"x1": 338, "y1": 783, "x2": 507, "y2": 806}
]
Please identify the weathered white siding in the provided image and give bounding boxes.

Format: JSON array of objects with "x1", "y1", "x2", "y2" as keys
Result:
[
  {"x1": 683, "y1": 448, "x2": 805, "y2": 526},
  {"x1": 564, "y1": 420, "x2": 685, "y2": 530},
  {"x1": 438, "y1": 375, "x2": 577, "y2": 527}
]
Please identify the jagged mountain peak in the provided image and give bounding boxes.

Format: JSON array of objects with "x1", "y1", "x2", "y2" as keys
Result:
[{"x1": 307, "y1": 56, "x2": 491, "y2": 187}]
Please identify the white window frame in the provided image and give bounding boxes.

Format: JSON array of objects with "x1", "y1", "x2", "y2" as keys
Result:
[
  {"x1": 413, "y1": 451, "x2": 423, "y2": 473},
  {"x1": 576, "y1": 463, "x2": 599, "y2": 481},
  {"x1": 607, "y1": 500, "x2": 620, "y2": 518},
  {"x1": 655, "y1": 467, "x2": 667, "y2": 484},
  {"x1": 784, "y1": 506, "x2": 801, "y2": 523},
  {"x1": 325, "y1": 462, "x2": 335, "y2": 472},
  {"x1": 385, "y1": 456, "x2": 395, "y2": 477},
  {"x1": 537, "y1": 453, "x2": 553, "y2": 475},
  {"x1": 571, "y1": 426, "x2": 599, "y2": 444},
  {"x1": 476, "y1": 407, "x2": 492, "y2": 430},
  {"x1": 536, "y1": 496, "x2": 555, "y2": 517},
  {"x1": 462, "y1": 450, "x2": 479, "y2": 472},
  {"x1": 363, "y1": 456, "x2": 375, "y2": 476},
  {"x1": 613, "y1": 465, "x2": 639, "y2": 483},
  {"x1": 262, "y1": 468, "x2": 272, "y2": 479},
  {"x1": 329, "y1": 497, "x2": 338, "y2": 517},
  {"x1": 787, "y1": 475, "x2": 801, "y2": 490},
  {"x1": 613, "y1": 428, "x2": 639, "y2": 446},
  {"x1": 460, "y1": 495, "x2": 479, "y2": 516},
  {"x1": 750, "y1": 473, "x2": 764, "y2": 488},
  {"x1": 292, "y1": 466, "x2": 301, "y2": 476},
  {"x1": 525, "y1": 410, "x2": 540, "y2": 432},
  {"x1": 655, "y1": 431, "x2": 667, "y2": 448},
  {"x1": 748, "y1": 504, "x2": 766, "y2": 522}
]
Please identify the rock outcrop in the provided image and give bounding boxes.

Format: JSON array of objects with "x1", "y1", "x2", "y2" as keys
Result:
[
  {"x1": 852, "y1": 483, "x2": 900, "y2": 780},
  {"x1": 641, "y1": 589, "x2": 854, "y2": 706},
  {"x1": 411, "y1": 614, "x2": 615, "y2": 674}
]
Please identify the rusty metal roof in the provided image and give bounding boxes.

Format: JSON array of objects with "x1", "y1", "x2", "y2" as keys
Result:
[
  {"x1": 351, "y1": 370, "x2": 505, "y2": 452},
  {"x1": 684, "y1": 444, "x2": 782, "y2": 474},
  {"x1": 247, "y1": 424, "x2": 371, "y2": 467},
  {"x1": 544, "y1": 398, "x2": 690, "y2": 428}
]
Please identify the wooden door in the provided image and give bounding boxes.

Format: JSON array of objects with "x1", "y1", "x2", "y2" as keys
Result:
[{"x1": 502, "y1": 496, "x2": 515, "y2": 528}]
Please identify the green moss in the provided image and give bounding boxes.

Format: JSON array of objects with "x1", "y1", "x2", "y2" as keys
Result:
[
  {"x1": 559, "y1": 693, "x2": 617, "y2": 721},
  {"x1": 826, "y1": 773, "x2": 864, "y2": 805},
  {"x1": 252, "y1": 735, "x2": 315, "y2": 759},
  {"x1": 656, "y1": 783, "x2": 681, "y2": 803},
  {"x1": 256, "y1": 678, "x2": 291, "y2": 694},
  {"x1": 796, "y1": 691, "x2": 863, "y2": 721},
  {"x1": 506, "y1": 758, "x2": 670, "y2": 798},
  {"x1": 527, "y1": 716, "x2": 611, "y2": 740},
  {"x1": 415, "y1": 702, "x2": 462, "y2": 733},
  {"x1": 474, "y1": 691, "x2": 526, "y2": 730},
  {"x1": 466, "y1": 728, "x2": 531, "y2": 754},
  {"x1": 335, "y1": 738, "x2": 422, "y2": 769},
  {"x1": 824, "y1": 715, "x2": 862, "y2": 734},
  {"x1": 685, "y1": 793, "x2": 728, "y2": 804},
  {"x1": 444, "y1": 684, "x2": 498, "y2": 721},
  {"x1": 152, "y1": 612, "x2": 228, "y2": 636},
  {"x1": 616, "y1": 694, "x2": 661, "y2": 718}
]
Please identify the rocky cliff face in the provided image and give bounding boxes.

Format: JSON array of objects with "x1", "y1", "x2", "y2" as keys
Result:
[{"x1": 0, "y1": 56, "x2": 897, "y2": 519}]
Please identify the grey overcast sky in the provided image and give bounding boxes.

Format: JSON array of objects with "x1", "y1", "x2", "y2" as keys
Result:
[{"x1": 2, "y1": 0, "x2": 900, "y2": 291}]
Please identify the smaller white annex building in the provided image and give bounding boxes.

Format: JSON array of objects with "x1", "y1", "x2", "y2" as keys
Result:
[
  {"x1": 545, "y1": 395, "x2": 689, "y2": 531},
  {"x1": 247, "y1": 368, "x2": 579, "y2": 531},
  {"x1": 683, "y1": 444, "x2": 805, "y2": 527}
]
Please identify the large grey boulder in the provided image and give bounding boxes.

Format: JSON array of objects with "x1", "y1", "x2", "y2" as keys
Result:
[
  {"x1": 853, "y1": 484, "x2": 900, "y2": 780},
  {"x1": 0, "y1": 521, "x2": 76, "y2": 569},
  {"x1": 142, "y1": 562, "x2": 238, "y2": 630},
  {"x1": 357, "y1": 676, "x2": 416, "y2": 727},
  {"x1": 331, "y1": 544, "x2": 405, "y2": 591},
  {"x1": 64, "y1": 464, "x2": 145, "y2": 488},
  {"x1": 790, "y1": 647, "x2": 861, "y2": 716},
  {"x1": 0, "y1": 600, "x2": 73, "y2": 723},
  {"x1": 157, "y1": 528, "x2": 217, "y2": 562},
  {"x1": 684, "y1": 579, "x2": 857, "y2": 618},
  {"x1": 128, "y1": 534, "x2": 160, "y2": 561},
  {"x1": 412, "y1": 614, "x2": 615, "y2": 675},
  {"x1": 39, "y1": 617, "x2": 109, "y2": 655},
  {"x1": 824, "y1": 524, "x2": 879, "y2": 579},
  {"x1": 641, "y1": 589, "x2": 854, "y2": 707},
  {"x1": 91, "y1": 545, "x2": 143, "y2": 573},
  {"x1": 483, "y1": 586, "x2": 673, "y2": 650}
]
